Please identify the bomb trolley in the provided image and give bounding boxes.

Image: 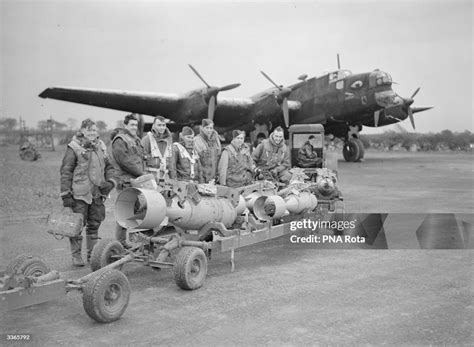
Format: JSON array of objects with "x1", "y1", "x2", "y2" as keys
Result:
[
  {"x1": 89, "y1": 175, "x2": 341, "y2": 297},
  {"x1": 0, "y1": 254, "x2": 131, "y2": 323},
  {"x1": 1, "y1": 176, "x2": 341, "y2": 323}
]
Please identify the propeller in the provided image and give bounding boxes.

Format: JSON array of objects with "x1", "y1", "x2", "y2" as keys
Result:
[
  {"x1": 188, "y1": 64, "x2": 240, "y2": 121},
  {"x1": 373, "y1": 87, "x2": 430, "y2": 130},
  {"x1": 260, "y1": 71, "x2": 296, "y2": 128}
]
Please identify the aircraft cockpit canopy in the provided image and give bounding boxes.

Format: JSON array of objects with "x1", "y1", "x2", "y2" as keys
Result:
[
  {"x1": 328, "y1": 69, "x2": 352, "y2": 83},
  {"x1": 369, "y1": 69, "x2": 392, "y2": 88}
]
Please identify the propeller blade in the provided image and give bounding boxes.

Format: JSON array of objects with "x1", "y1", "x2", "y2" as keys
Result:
[
  {"x1": 408, "y1": 107, "x2": 416, "y2": 130},
  {"x1": 208, "y1": 95, "x2": 216, "y2": 121},
  {"x1": 411, "y1": 106, "x2": 433, "y2": 114},
  {"x1": 188, "y1": 64, "x2": 210, "y2": 88},
  {"x1": 282, "y1": 98, "x2": 289, "y2": 128},
  {"x1": 260, "y1": 71, "x2": 281, "y2": 90},
  {"x1": 374, "y1": 110, "x2": 380, "y2": 127},
  {"x1": 411, "y1": 87, "x2": 420, "y2": 99},
  {"x1": 218, "y1": 83, "x2": 241, "y2": 92}
]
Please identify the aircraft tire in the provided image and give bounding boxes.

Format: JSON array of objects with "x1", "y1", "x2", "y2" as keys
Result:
[
  {"x1": 354, "y1": 139, "x2": 365, "y2": 161},
  {"x1": 343, "y1": 139, "x2": 360, "y2": 162}
]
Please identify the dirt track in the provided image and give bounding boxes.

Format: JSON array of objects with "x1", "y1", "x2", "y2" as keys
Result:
[{"x1": 0, "y1": 147, "x2": 472, "y2": 345}]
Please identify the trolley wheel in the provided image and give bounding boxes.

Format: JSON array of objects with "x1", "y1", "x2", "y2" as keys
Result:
[
  {"x1": 6, "y1": 255, "x2": 30, "y2": 275},
  {"x1": 173, "y1": 247, "x2": 208, "y2": 290},
  {"x1": 90, "y1": 239, "x2": 125, "y2": 272},
  {"x1": 342, "y1": 139, "x2": 360, "y2": 162},
  {"x1": 82, "y1": 269, "x2": 130, "y2": 323},
  {"x1": 20, "y1": 149, "x2": 37, "y2": 161},
  {"x1": 6, "y1": 254, "x2": 50, "y2": 277}
]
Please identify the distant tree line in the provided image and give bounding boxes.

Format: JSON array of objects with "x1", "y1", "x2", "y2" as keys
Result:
[
  {"x1": 1, "y1": 116, "x2": 473, "y2": 151},
  {"x1": 0, "y1": 117, "x2": 110, "y2": 146},
  {"x1": 0, "y1": 117, "x2": 109, "y2": 132},
  {"x1": 359, "y1": 130, "x2": 474, "y2": 151}
]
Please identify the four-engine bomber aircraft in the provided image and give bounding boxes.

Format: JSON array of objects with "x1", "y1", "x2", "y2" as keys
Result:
[{"x1": 39, "y1": 59, "x2": 431, "y2": 162}]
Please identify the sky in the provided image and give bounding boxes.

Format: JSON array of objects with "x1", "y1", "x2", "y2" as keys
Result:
[{"x1": 1, "y1": 0, "x2": 472, "y2": 134}]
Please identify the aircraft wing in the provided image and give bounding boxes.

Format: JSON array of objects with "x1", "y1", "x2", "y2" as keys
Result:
[
  {"x1": 39, "y1": 86, "x2": 302, "y2": 129},
  {"x1": 213, "y1": 97, "x2": 255, "y2": 120},
  {"x1": 39, "y1": 87, "x2": 181, "y2": 116}
]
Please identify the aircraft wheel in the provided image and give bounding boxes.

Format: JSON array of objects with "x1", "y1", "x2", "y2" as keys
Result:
[
  {"x1": 90, "y1": 239, "x2": 125, "y2": 272},
  {"x1": 82, "y1": 269, "x2": 130, "y2": 323},
  {"x1": 6, "y1": 254, "x2": 50, "y2": 277},
  {"x1": 343, "y1": 139, "x2": 360, "y2": 162},
  {"x1": 353, "y1": 139, "x2": 365, "y2": 161},
  {"x1": 174, "y1": 247, "x2": 208, "y2": 290}
]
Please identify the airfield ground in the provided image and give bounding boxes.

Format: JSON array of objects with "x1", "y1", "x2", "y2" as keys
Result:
[{"x1": 0, "y1": 146, "x2": 472, "y2": 345}]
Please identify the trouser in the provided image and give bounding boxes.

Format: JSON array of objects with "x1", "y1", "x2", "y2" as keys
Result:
[{"x1": 70, "y1": 198, "x2": 106, "y2": 259}]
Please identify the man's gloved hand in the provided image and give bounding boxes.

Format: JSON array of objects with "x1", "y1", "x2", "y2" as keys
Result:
[
  {"x1": 254, "y1": 168, "x2": 263, "y2": 180},
  {"x1": 99, "y1": 181, "x2": 115, "y2": 196},
  {"x1": 62, "y1": 193, "x2": 75, "y2": 208}
]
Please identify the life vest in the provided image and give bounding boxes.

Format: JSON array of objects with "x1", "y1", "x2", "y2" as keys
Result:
[
  {"x1": 194, "y1": 132, "x2": 221, "y2": 182},
  {"x1": 173, "y1": 142, "x2": 199, "y2": 180},
  {"x1": 258, "y1": 138, "x2": 287, "y2": 169},
  {"x1": 110, "y1": 131, "x2": 146, "y2": 184},
  {"x1": 222, "y1": 144, "x2": 253, "y2": 188},
  {"x1": 147, "y1": 131, "x2": 172, "y2": 179},
  {"x1": 68, "y1": 138, "x2": 107, "y2": 204}
]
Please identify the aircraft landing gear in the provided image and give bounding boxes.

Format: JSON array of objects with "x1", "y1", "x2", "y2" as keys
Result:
[
  {"x1": 343, "y1": 139, "x2": 360, "y2": 162},
  {"x1": 342, "y1": 125, "x2": 365, "y2": 162}
]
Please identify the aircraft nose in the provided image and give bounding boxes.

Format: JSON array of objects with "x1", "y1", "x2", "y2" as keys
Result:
[{"x1": 405, "y1": 98, "x2": 414, "y2": 107}]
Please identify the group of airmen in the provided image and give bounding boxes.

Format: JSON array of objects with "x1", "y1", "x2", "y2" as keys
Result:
[{"x1": 59, "y1": 114, "x2": 312, "y2": 266}]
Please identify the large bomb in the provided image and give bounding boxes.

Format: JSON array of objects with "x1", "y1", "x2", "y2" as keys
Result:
[
  {"x1": 115, "y1": 187, "x2": 239, "y2": 230},
  {"x1": 285, "y1": 192, "x2": 318, "y2": 214},
  {"x1": 166, "y1": 196, "x2": 237, "y2": 229}
]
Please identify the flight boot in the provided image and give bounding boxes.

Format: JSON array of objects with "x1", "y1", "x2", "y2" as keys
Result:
[
  {"x1": 86, "y1": 235, "x2": 99, "y2": 262},
  {"x1": 69, "y1": 237, "x2": 85, "y2": 267}
]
